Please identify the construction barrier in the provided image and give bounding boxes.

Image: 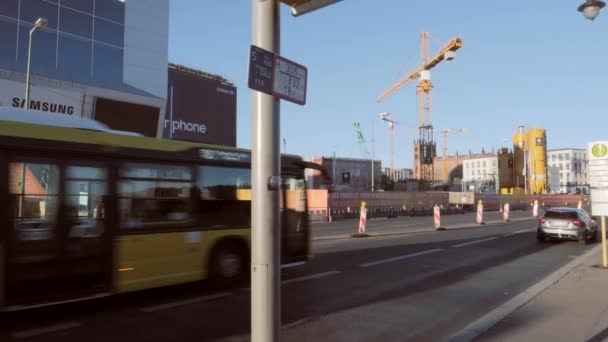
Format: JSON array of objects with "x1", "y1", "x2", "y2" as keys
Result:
[
  {"x1": 434, "y1": 205, "x2": 442, "y2": 230},
  {"x1": 533, "y1": 200, "x2": 539, "y2": 218},
  {"x1": 477, "y1": 200, "x2": 485, "y2": 225},
  {"x1": 578, "y1": 200, "x2": 583, "y2": 209},
  {"x1": 503, "y1": 203, "x2": 510, "y2": 222},
  {"x1": 358, "y1": 202, "x2": 367, "y2": 234}
]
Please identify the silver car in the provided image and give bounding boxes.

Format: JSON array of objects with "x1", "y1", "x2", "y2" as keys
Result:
[{"x1": 537, "y1": 207, "x2": 598, "y2": 244}]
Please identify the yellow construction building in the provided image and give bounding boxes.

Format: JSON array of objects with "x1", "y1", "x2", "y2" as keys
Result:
[{"x1": 512, "y1": 126, "x2": 547, "y2": 194}]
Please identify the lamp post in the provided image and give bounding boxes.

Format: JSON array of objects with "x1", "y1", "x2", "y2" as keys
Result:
[
  {"x1": 25, "y1": 17, "x2": 48, "y2": 110},
  {"x1": 578, "y1": 0, "x2": 605, "y2": 20}
]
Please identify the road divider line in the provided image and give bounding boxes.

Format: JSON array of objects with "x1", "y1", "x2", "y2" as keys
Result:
[
  {"x1": 140, "y1": 292, "x2": 231, "y2": 312},
  {"x1": 12, "y1": 322, "x2": 81, "y2": 339},
  {"x1": 282, "y1": 270, "x2": 340, "y2": 285},
  {"x1": 451, "y1": 237, "x2": 497, "y2": 248},
  {"x1": 504, "y1": 229, "x2": 533, "y2": 237},
  {"x1": 360, "y1": 248, "x2": 444, "y2": 267},
  {"x1": 281, "y1": 261, "x2": 306, "y2": 269}
]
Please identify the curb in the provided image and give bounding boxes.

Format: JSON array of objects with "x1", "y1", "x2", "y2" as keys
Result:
[
  {"x1": 447, "y1": 244, "x2": 602, "y2": 342},
  {"x1": 312, "y1": 218, "x2": 535, "y2": 242}
]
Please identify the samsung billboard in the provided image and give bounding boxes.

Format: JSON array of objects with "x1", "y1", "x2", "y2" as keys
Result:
[{"x1": 164, "y1": 65, "x2": 237, "y2": 147}]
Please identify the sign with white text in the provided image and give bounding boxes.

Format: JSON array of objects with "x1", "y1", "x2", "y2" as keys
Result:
[{"x1": 588, "y1": 141, "x2": 608, "y2": 216}]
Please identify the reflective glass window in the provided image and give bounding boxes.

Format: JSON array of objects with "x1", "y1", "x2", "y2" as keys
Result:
[
  {"x1": 121, "y1": 163, "x2": 192, "y2": 180},
  {"x1": 9, "y1": 162, "x2": 60, "y2": 221},
  {"x1": 58, "y1": 34, "x2": 92, "y2": 81},
  {"x1": 95, "y1": 0, "x2": 125, "y2": 24},
  {"x1": 92, "y1": 42, "x2": 123, "y2": 86},
  {"x1": 0, "y1": 19, "x2": 18, "y2": 69},
  {"x1": 20, "y1": 0, "x2": 59, "y2": 30},
  {"x1": 0, "y1": 0, "x2": 19, "y2": 18},
  {"x1": 59, "y1": 7, "x2": 93, "y2": 38},
  {"x1": 61, "y1": 0, "x2": 94, "y2": 13},
  {"x1": 65, "y1": 166, "x2": 107, "y2": 238},
  {"x1": 94, "y1": 18, "x2": 123, "y2": 47}
]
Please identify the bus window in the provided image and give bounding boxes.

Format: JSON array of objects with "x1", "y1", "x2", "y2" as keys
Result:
[
  {"x1": 197, "y1": 166, "x2": 251, "y2": 229},
  {"x1": 65, "y1": 166, "x2": 107, "y2": 238},
  {"x1": 9, "y1": 162, "x2": 60, "y2": 227},
  {"x1": 283, "y1": 177, "x2": 306, "y2": 212},
  {"x1": 118, "y1": 163, "x2": 193, "y2": 230}
]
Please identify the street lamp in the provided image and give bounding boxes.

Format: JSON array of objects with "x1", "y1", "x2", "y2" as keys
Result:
[
  {"x1": 578, "y1": 0, "x2": 605, "y2": 20},
  {"x1": 25, "y1": 17, "x2": 48, "y2": 110},
  {"x1": 291, "y1": 0, "x2": 343, "y2": 16},
  {"x1": 379, "y1": 112, "x2": 397, "y2": 176}
]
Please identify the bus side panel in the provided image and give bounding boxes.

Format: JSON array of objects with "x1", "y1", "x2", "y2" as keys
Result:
[{"x1": 114, "y1": 228, "x2": 250, "y2": 293}]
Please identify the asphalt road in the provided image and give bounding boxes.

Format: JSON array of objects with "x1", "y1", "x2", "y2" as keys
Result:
[{"x1": 2, "y1": 213, "x2": 597, "y2": 342}]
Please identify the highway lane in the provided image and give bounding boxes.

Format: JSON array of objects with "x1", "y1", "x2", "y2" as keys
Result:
[{"x1": 2, "y1": 217, "x2": 596, "y2": 342}]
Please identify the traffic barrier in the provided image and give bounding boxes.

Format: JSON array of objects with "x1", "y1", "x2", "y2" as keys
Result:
[
  {"x1": 503, "y1": 203, "x2": 510, "y2": 222},
  {"x1": 578, "y1": 200, "x2": 582, "y2": 209},
  {"x1": 477, "y1": 200, "x2": 485, "y2": 225},
  {"x1": 434, "y1": 205, "x2": 443, "y2": 230},
  {"x1": 533, "y1": 200, "x2": 539, "y2": 217},
  {"x1": 352, "y1": 201, "x2": 370, "y2": 238}
]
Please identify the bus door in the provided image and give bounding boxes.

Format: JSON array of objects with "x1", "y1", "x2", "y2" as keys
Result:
[{"x1": 5, "y1": 159, "x2": 110, "y2": 305}]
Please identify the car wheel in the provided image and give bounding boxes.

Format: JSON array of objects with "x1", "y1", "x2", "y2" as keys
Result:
[
  {"x1": 209, "y1": 240, "x2": 249, "y2": 289},
  {"x1": 537, "y1": 232, "x2": 547, "y2": 243}
]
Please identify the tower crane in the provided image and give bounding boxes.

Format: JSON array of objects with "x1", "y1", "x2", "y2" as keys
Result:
[
  {"x1": 377, "y1": 31, "x2": 463, "y2": 187},
  {"x1": 439, "y1": 128, "x2": 468, "y2": 183}
]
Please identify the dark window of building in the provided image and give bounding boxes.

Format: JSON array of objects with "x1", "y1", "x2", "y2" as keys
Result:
[
  {"x1": 94, "y1": 18, "x2": 123, "y2": 47},
  {"x1": 61, "y1": 0, "x2": 94, "y2": 13},
  {"x1": 0, "y1": 0, "x2": 19, "y2": 18},
  {"x1": 0, "y1": 19, "x2": 18, "y2": 69},
  {"x1": 20, "y1": 0, "x2": 59, "y2": 30},
  {"x1": 95, "y1": 0, "x2": 125, "y2": 24},
  {"x1": 92, "y1": 42, "x2": 122, "y2": 85},
  {"x1": 58, "y1": 35, "x2": 92, "y2": 81},
  {"x1": 59, "y1": 7, "x2": 93, "y2": 38},
  {"x1": 94, "y1": 98, "x2": 160, "y2": 137}
]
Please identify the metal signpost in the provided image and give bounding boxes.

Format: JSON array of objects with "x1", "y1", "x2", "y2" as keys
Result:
[{"x1": 588, "y1": 141, "x2": 608, "y2": 267}]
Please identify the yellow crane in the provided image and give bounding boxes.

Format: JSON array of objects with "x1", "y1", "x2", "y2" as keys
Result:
[
  {"x1": 439, "y1": 128, "x2": 468, "y2": 183},
  {"x1": 377, "y1": 31, "x2": 463, "y2": 187}
]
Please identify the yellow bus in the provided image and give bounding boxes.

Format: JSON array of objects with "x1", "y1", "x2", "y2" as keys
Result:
[{"x1": 0, "y1": 110, "x2": 320, "y2": 310}]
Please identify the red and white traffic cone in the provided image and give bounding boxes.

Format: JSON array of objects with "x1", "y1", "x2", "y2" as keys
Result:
[
  {"x1": 477, "y1": 200, "x2": 485, "y2": 225},
  {"x1": 503, "y1": 203, "x2": 510, "y2": 222},
  {"x1": 533, "y1": 200, "x2": 539, "y2": 218},
  {"x1": 434, "y1": 205, "x2": 444, "y2": 230}
]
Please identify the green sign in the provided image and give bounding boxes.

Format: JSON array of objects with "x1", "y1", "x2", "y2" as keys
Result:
[{"x1": 592, "y1": 143, "x2": 608, "y2": 158}]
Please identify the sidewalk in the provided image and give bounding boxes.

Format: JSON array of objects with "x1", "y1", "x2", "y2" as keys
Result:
[{"x1": 476, "y1": 244, "x2": 608, "y2": 342}]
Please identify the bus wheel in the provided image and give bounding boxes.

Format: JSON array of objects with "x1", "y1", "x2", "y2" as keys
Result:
[{"x1": 209, "y1": 240, "x2": 249, "y2": 289}]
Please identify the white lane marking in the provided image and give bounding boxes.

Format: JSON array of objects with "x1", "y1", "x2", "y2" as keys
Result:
[
  {"x1": 12, "y1": 322, "x2": 81, "y2": 339},
  {"x1": 504, "y1": 229, "x2": 533, "y2": 237},
  {"x1": 140, "y1": 292, "x2": 231, "y2": 313},
  {"x1": 281, "y1": 261, "x2": 306, "y2": 269},
  {"x1": 451, "y1": 237, "x2": 497, "y2": 248},
  {"x1": 282, "y1": 270, "x2": 340, "y2": 285},
  {"x1": 360, "y1": 248, "x2": 444, "y2": 267}
]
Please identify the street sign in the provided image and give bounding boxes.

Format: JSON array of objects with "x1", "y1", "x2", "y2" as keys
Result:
[
  {"x1": 589, "y1": 141, "x2": 608, "y2": 216},
  {"x1": 248, "y1": 45, "x2": 308, "y2": 105},
  {"x1": 248, "y1": 45, "x2": 274, "y2": 95},
  {"x1": 272, "y1": 55, "x2": 307, "y2": 105}
]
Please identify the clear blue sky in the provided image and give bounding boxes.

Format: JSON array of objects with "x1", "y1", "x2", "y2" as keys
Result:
[{"x1": 169, "y1": 1, "x2": 608, "y2": 169}]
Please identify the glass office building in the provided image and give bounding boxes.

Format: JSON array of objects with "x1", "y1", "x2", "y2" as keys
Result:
[{"x1": 0, "y1": 0, "x2": 169, "y2": 137}]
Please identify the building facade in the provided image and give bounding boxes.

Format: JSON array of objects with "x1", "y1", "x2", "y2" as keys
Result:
[
  {"x1": 309, "y1": 156, "x2": 381, "y2": 191},
  {"x1": 0, "y1": 0, "x2": 169, "y2": 137},
  {"x1": 547, "y1": 148, "x2": 589, "y2": 194},
  {"x1": 463, "y1": 153, "x2": 499, "y2": 194},
  {"x1": 382, "y1": 168, "x2": 414, "y2": 182}
]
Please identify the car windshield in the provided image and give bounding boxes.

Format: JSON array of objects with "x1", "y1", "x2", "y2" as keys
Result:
[{"x1": 545, "y1": 211, "x2": 578, "y2": 219}]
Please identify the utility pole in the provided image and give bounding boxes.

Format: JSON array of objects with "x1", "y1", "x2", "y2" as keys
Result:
[{"x1": 251, "y1": 1, "x2": 280, "y2": 341}]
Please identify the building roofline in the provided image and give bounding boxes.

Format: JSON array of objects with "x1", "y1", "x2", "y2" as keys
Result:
[{"x1": 169, "y1": 63, "x2": 234, "y2": 86}]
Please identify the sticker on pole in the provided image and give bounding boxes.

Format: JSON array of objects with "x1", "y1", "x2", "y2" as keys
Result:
[{"x1": 248, "y1": 45, "x2": 308, "y2": 105}]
